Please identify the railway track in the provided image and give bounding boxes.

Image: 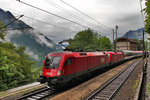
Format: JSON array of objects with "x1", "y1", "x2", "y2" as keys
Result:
[
  {"x1": 16, "y1": 87, "x2": 56, "y2": 100},
  {"x1": 86, "y1": 59, "x2": 141, "y2": 100}
]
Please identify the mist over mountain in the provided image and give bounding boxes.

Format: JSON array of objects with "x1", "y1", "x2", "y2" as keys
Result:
[{"x1": 0, "y1": 8, "x2": 62, "y2": 66}]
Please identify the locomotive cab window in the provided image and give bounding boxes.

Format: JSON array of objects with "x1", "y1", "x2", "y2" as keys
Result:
[
  {"x1": 45, "y1": 56, "x2": 52, "y2": 66},
  {"x1": 44, "y1": 56, "x2": 61, "y2": 69},
  {"x1": 64, "y1": 58, "x2": 71, "y2": 66},
  {"x1": 107, "y1": 54, "x2": 110, "y2": 58}
]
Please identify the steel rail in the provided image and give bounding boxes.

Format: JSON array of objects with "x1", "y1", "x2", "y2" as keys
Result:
[
  {"x1": 86, "y1": 59, "x2": 141, "y2": 100},
  {"x1": 16, "y1": 87, "x2": 56, "y2": 100}
]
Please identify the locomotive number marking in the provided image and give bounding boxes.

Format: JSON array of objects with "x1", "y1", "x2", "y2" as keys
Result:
[{"x1": 46, "y1": 72, "x2": 52, "y2": 76}]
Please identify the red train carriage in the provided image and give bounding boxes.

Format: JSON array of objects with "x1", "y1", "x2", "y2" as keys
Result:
[
  {"x1": 133, "y1": 51, "x2": 143, "y2": 56},
  {"x1": 38, "y1": 51, "x2": 109, "y2": 87}
]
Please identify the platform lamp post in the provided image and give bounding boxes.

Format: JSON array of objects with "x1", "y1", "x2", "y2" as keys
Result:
[{"x1": 115, "y1": 25, "x2": 118, "y2": 51}]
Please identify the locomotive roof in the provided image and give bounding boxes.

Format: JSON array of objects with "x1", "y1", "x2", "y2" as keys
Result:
[{"x1": 48, "y1": 51, "x2": 106, "y2": 57}]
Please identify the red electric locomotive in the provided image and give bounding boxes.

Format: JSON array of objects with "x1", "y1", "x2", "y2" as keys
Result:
[
  {"x1": 38, "y1": 51, "x2": 109, "y2": 87},
  {"x1": 105, "y1": 51, "x2": 124, "y2": 66}
]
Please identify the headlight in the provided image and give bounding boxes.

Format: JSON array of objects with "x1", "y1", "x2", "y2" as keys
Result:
[{"x1": 57, "y1": 71, "x2": 61, "y2": 76}]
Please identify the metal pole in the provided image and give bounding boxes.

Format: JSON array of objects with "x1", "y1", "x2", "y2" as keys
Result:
[
  {"x1": 145, "y1": 32, "x2": 148, "y2": 63},
  {"x1": 0, "y1": 15, "x2": 24, "y2": 30},
  {"x1": 112, "y1": 29, "x2": 115, "y2": 51},
  {"x1": 126, "y1": 33, "x2": 128, "y2": 50},
  {"x1": 115, "y1": 25, "x2": 118, "y2": 51},
  {"x1": 142, "y1": 30, "x2": 145, "y2": 72}
]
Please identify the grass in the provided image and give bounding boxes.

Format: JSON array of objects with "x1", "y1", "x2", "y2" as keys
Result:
[
  {"x1": 146, "y1": 83, "x2": 150, "y2": 95},
  {"x1": 133, "y1": 80, "x2": 139, "y2": 92}
]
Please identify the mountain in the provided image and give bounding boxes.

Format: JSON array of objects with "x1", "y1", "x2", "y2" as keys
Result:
[
  {"x1": 0, "y1": 8, "x2": 62, "y2": 66},
  {"x1": 122, "y1": 28, "x2": 144, "y2": 40},
  {"x1": 0, "y1": 8, "x2": 31, "y2": 29}
]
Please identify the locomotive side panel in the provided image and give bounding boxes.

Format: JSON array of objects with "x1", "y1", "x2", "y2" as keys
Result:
[
  {"x1": 74, "y1": 57, "x2": 88, "y2": 74},
  {"x1": 89, "y1": 55, "x2": 108, "y2": 71},
  {"x1": 116, "y1": 52, "x2": 124, "y2": 62},
  {"x1": 62, "y1": 57, "x2": 76, "y2": 76}
]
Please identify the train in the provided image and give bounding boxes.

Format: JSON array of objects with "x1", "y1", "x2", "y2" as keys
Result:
[{"x1": 38, "y1": 50, "x2": 145, "y2": 87}]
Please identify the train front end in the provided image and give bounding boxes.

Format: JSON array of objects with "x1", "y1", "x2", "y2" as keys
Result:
[{"x1": 38, "y1": 52, "x2": 64, "y2": 86}]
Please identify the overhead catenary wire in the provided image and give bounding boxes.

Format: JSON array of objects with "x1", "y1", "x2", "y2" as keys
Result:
[
  {"x1": 16, "y1": 0, "x2": 109, "y2": 34},
  {"x1": 8, "y1": 12, "x2": 112, "y2": 39},
  {"x1": 3, "y1": 13, "x2": 79, "y2": 40},
  {"x1": 13, "y1": 13, "x2": 76, "y2": 32},
  {"x1": 13, "y1": 1, "x2": 114, "y2": 38},
  {"x1": 0, "y1": 13, "x2": 112, "y2": 43},
  {"x1": 6, "y1": 14, "x2": 79, "y2": 41},
  {"x1": 13, "y1": 13, "x2": 77, "y2": 32},
  {"x1": 16, "y1": 0, "x2": 89, "y2": 29},
  {"x1": 0, "y1": 12, "x2": 78, "y2": 40},
  {"x1": 45, "y1": 0, "x2": 102, "y2": 30},
  {"x1": 45, "y1": 0, "x2": 84, "y2": 21},
  {"x1": 59, "y1": 0, "x2": 112, "y2": 30},
  {"x1": 15, "y1": 13, "x2": 112, "y2": 36}
]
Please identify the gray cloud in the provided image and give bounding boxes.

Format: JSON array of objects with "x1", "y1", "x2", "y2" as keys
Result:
[
  {"x1": 0, "y1": 0, "x2": 146, "y2": 43},
  {"x1": 110, "y1": 13, "x2": 143, "y2": 33}
]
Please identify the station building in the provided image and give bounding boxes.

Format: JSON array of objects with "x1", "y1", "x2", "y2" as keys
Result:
[{"x1": 116, "y1": 38, "x2": 137, "y2": 51}]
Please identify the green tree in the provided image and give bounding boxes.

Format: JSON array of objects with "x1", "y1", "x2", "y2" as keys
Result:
[
  {"x1": 0, "y1": 20, "x2": 6, "y2": 40},
  {"x1": 0, "y1": 20, "x2": 40, "y2": 91},
  {"x1": 145, "y1": 0, "x2": 150, "y2": 34},
  {"x1": 98, "y1": 36, "x2": 112, "y2": 51},
  {"x1": 68, "y1": 29, "x2": 112, "y2": 51},
  {"x1": 0, "y1": 42, "x2": 39, "y2": 91},
  {"x1": 68, "y1": 28, "x2": 99, "y2": 51},
  {"x1": 0, "y1": 42, "x2": 20, "y2": 90},
  {"x1": 133, "y1": 39, "x2": 150, "y2": 50},
  {"x1": 145, "y1": 41, "x2": 150, "y2": 50},
  {"x1": 133, "y1": 39, "x2": 142, "y2": 50}
]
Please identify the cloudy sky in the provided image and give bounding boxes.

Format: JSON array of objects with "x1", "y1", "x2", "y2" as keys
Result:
[{"x1": 0, "y1": 0, "x2": 146, "y2": 42}]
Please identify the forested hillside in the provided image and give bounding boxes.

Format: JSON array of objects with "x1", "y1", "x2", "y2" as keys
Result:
[
  {"x1": 0, "y1": 20, "x2": 40, "y2": 91},
  {"x1": 0, "y1": 8, "x2": 62, "y2": 66}
]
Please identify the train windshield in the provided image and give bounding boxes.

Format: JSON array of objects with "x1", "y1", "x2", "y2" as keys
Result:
[
  {"x1": 44, "y1": 56, "x2": 61, "y2": 69},
  {"x1": 107, "y1": 54, "x2": 110, "y2": 58}
]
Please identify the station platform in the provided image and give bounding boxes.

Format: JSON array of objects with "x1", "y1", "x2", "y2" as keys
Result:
[{"x1": 0, "y1": 82, "x2": 46, "y2": 100}]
